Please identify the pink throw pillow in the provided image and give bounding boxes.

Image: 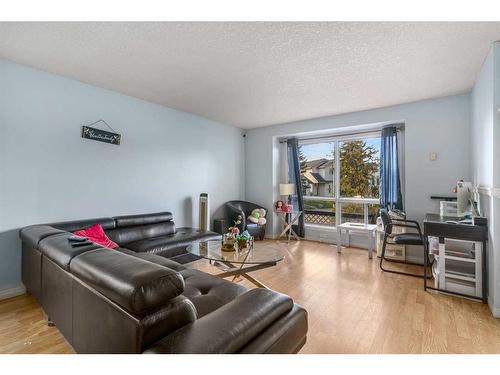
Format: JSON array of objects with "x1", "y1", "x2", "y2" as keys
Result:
[{"x1": 73, "y1": 224, "x2": 118, "y2": 249}]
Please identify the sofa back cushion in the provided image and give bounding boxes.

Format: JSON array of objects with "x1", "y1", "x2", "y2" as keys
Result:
[
  {"x1": 70, "y1": 249, "x2": 185, "y2": 315},
  {"x1": 105, "y1": 221, "x2": 176, "y2": 246},
  {"x1": 49, "y1": 217, "x2": 116, "y2": 232},
  {"x1": 113, "y1": 212, "x2": 173, "y2": 228},
  {"x1": 105, "y1": 212, "x2": 176, "y2": 246}
]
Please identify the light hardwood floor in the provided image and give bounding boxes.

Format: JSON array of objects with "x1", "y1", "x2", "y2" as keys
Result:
[{"x1": 1, "y1": 240, "x2": 500, "y2": 354}]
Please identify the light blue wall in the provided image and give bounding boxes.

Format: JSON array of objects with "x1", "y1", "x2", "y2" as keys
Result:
[
  {"x1": 471, "y1": 47, "x2": 494, "y2": 187},
  {"x1": 495, "y1": 43, "x2": 500, "y2": 317},
  {"x1": 0, "y1": 59, "x2": 245, "y2": 293},
  {"x1": 245, "y1": 94, "x2": 472, "y2": 260},
  {"x1": 471, "y1": 42, "x2": 500, "y2": 316}
]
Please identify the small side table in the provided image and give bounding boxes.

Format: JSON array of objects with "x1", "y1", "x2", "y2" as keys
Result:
[
  {"x1": 337, "y1": 222, "x2": 377, "y2": 259},
  {"x1": 275, "y1": 210, "x2": 302, "y2": 241}
]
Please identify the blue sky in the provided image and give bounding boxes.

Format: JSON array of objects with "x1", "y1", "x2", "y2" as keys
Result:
[{"x1": 301, "y1": 138, "x2": 381, "y2": 161}]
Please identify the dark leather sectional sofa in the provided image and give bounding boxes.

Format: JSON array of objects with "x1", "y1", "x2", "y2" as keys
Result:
[{"x1": 19, "y1": 212, "x2": 308, "y2": 354}]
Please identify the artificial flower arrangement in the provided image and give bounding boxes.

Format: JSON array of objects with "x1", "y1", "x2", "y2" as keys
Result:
[{"x1": 222, "y1": 215, "x2": 253, "y2": 251}]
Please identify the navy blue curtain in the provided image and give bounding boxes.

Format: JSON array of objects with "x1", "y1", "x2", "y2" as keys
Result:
[
  {"x1": 380, "y1": 127, "x2": 403, "y2": 210},
  {"x1": 287, "y1": 138, "x2": 305, "y2": 237}
]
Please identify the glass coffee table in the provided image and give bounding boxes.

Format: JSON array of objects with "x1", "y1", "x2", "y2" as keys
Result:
[{"x1": 187, "y1": 240, "x2": 285, "y2": 288}]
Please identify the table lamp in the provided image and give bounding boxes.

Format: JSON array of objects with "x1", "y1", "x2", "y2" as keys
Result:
[{"x1": 280, "y1": 183, "x2": 295, "y2": 204}]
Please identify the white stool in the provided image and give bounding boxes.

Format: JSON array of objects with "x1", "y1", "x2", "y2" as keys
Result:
[{"x1": 337, "y1": 222, "x2": 377, "y2": 259}]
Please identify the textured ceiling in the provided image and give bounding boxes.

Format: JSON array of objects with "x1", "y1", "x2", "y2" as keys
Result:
[{"x1": 1, "y1": 22, "x2": 500, "y2": 129}]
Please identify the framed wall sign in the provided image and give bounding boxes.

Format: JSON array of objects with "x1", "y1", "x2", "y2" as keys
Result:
[{"x1": 81, "y1": 120, "x2": 121, "y2": 145}]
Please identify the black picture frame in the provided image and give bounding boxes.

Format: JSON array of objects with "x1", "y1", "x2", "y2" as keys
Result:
[{"x1": 81, "y1": 126, "x2": 121, "y2": 145}]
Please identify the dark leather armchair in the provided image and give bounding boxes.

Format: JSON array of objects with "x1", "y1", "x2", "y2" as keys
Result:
[{"x1": 213, "y1": 200, "x2": 267, "y2": 240}]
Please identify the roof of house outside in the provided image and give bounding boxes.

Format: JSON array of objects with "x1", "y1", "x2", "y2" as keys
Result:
[
  {"x1": 303, "y1": 171, "x2": 333, "y2": 184},
  {"x1": 304, "y1": 158, "x2": 333, "y2": 170}
]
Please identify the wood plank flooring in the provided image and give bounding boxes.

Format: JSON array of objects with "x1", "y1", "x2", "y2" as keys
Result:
[
  {"x1": 1, "y1": 240, "x2": 499, "y2": 353},
  {"x1": 0, "y1": 293, "x2": 74, "y2": 353}
]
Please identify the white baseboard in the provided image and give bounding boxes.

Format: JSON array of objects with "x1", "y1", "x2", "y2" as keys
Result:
[
  {"x1": 0, "y1": 285, "x2": 26, "y2": 301},
  {"x1": 488, "y1": 298, "x2": 500, "y2": 318}
]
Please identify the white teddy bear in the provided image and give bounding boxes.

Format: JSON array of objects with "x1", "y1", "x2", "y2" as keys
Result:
[{"x1": 247, "y1": 208, "x2": 267, "y2": 225}]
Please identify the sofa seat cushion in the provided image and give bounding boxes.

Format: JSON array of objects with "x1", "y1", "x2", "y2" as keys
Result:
[
  {"x1": 246, "y1": 223, "x2": 266, "y2": 237},
  {"x1": 180, "y1": 269, "x2": 247, "y2": 318},
  {"x1": 115, "y1": 247, "x2": 186, "y2": 272},
  {"x1": 125, "y1": 228, "x2": 222, "y2": 257},
  {"x1": 39, "y1": 232, "x2": 102, "y2": 271},
  {"x1": 70, "y1": 249, "x2": 185, "y2": 315},
  {"x1": 393, "y1": 233, "x2": 423, "y2": 245},
  {"x1": 124, "y1": 237, "x2": 183, "y2": 258}
]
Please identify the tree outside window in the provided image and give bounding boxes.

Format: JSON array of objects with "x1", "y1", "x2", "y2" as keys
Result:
[{"x1": 338, "y1": 139, "x2": 379, "y2": 199}]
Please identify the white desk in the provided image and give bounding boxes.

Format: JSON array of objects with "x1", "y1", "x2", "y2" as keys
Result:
[{"x1": 337, "y1": 222, "x2": 377, "y2": 259}]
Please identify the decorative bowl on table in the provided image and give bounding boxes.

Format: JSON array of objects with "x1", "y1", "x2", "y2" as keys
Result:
[
  {"x1": 221, "y1": 243, "x2": 236, "y2": 252},
  {"x1": 222, "y1": 233, "x2": 236, "y2": 252}
]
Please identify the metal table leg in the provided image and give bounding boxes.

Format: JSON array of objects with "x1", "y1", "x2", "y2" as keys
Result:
[{"x1": 337, "y1": 227, "x2": 342, "y2": 253}]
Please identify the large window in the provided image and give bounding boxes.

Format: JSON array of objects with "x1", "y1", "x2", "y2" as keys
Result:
[{"x1": 299, "y1": 134, "x2": 381, "y2": 227}]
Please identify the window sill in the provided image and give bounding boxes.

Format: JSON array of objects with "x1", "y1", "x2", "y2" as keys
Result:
[{"x1": 305, "y1": 224, "x2": 337, "y2": 230}]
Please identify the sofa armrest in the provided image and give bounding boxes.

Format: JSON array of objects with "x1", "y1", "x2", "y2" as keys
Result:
[
  {"x1": 19, "y1": 225, "x2": 66, "y2": 248},
  {"x1": 71, "y1": 249, "x2": 185, "y2": 315},
  {"x1": 143, "y1": 288, "x2": 294, "y2": 354},
  {"x1": 239, "y1": 304, "x2": 308, "y2": 353}
]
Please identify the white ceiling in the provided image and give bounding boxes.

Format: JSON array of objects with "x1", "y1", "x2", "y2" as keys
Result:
[{"x1": 1, "y1": 22, "x2": 500, "y2": 129}]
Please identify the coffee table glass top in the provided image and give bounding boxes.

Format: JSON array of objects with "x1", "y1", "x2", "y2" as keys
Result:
[{"x1": 187, "y1": 240, "x2": 285, "y2": 265}]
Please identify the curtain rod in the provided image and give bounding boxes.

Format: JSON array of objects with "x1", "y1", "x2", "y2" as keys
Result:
[{"x1": 278, "y1": 124, "x2": 404, "y2": 144}]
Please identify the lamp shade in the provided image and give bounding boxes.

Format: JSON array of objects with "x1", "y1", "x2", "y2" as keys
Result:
[{"x1": 280, "y1": 183, "x2": 295, "y2": 196}]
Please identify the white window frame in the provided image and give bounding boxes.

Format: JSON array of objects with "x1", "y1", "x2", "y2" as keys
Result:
[{"x1": 300, "y1": 131, "x2": 381, "y2": 228}]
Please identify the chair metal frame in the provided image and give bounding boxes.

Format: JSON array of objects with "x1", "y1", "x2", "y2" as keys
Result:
[{"x1": 379, "y1": 210, "x2": 432, "y2": 279}]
